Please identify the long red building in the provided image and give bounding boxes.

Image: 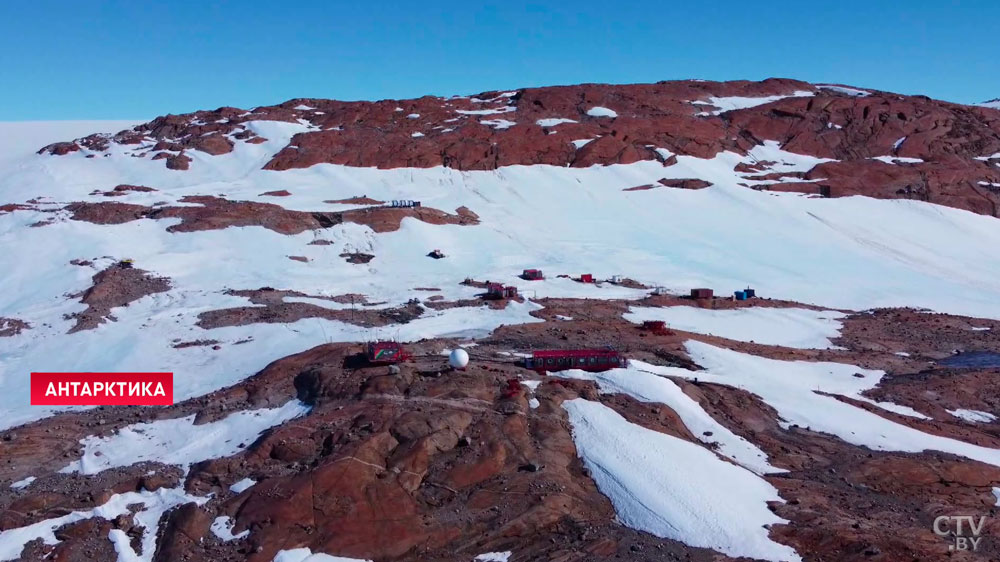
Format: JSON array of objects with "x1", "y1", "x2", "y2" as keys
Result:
[{"x1": 524, "y1": 349, "x2": 627, "y2": 372}]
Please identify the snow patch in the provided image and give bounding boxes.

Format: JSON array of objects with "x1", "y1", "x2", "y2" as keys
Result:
[
  {"x1": 9, "y1": 477, "x2": 35, "y2": 490},
  {"x1": 563, "y1": 399, "x2": 800, "y2": 562},
  {"x1": 696, "y1": 91, "x2": 814, "y2": 115},
  {"x1": 948, "y1": 409, "x2": 997, "y2": 423},
  {"x1": 552, "y1": 365, "x2": 780, "y2": 474},
  {"x1": 474, "y1": 553, "x2": 511, "y2": 562},
  {"x1": 272, "y1": 548, "x2": 372, "y2": 562},
  {"x1": 817, "y1": 85, "x2": 871, "y2": 97},
  {"x1": 479, "y1": 119, "x2": 516, "y2": 130},
  {"x1": 61, "y1": 400, "x2": 310, "y2": 475},
  {"x1": 586, "y1": 107, "x2": 618, "y2": 118},
  {"x1": 536, "y1": 118, "x2": 577, "y2": 127},
  {"x1": 230, "y1": 477, "x2": 257, "y2": 493},
  {"x1": 673, "y1": 341, "x2": 1000, "y2": 466},
  {"x1": 873, "y1": 156, "x2": 923, "y2": 164},
  {"x1": 0, "y1": 487, "x2": 207, "y2": 562},
  {"x1": 211, "y1": 516, "x2": 249, "y2": 541},
  {"x1": 458, "y1": 107, "x2": 515, "y2": 116}
]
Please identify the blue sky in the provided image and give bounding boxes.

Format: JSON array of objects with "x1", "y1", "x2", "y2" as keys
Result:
[{"x1": 2, "y1": 1, "x2": 997, "y2": 120}]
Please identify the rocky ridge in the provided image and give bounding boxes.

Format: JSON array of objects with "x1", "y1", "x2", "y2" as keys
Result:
[{"x1": 37, "y1": 78, "x2": 1000, "y2": 216}]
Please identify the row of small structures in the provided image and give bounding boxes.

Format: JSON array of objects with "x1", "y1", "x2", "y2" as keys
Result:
[{"x1": 364, "y1": 267, "x2": 759, "y2": 376}]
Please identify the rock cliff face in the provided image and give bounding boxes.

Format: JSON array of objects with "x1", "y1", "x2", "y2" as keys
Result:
[{"x1": 38, "y1": 78, "x2": 1000, "y2": 216}]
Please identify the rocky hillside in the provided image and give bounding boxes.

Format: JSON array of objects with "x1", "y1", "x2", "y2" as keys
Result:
[
  {"x1": 2, "y1": 79, "x2": 1000, "y2": 562},
  {"x1": 39, "y1": 78, "x2": 1000, "y2": 216}
]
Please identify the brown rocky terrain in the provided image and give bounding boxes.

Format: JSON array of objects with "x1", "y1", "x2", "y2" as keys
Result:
[
  {"x1": 0, "y1": 317, "x2": 30, "y2": 337},
  {"x1": 66, "y1": 261, "x2": 171, "y2": 333},
  {"x1": 3, "y1": 293, "x2": 1000, "y2": 561},
  {"x1": 35, "y1": 78, "x2": 1000, "y2": 216}
]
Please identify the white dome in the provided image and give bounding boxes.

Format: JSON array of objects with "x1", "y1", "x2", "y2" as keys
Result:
[{"x1": 449, "y1": 348, "x2": 470, "y2": 369}]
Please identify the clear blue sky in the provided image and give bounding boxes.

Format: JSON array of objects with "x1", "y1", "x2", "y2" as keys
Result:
[{"x1": 2, "y1": 1, "x2": 997, "y2": 120}]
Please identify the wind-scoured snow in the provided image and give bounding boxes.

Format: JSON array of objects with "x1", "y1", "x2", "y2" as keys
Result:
[
  {"x1": 696, "y1": 91, "x2": 814, "y2": 115},
  {"x1": 551, "y1": 365, "x2": 780, "y2": 474},
  {"x1": 536, "y1": 118, "x2": 577, "y2": 127},
  {"x1": 563, "y1": 399, "x2": 800, "y2": 562},
  {"x1": 663, "y1": 342, "x2": 1000, "y2": 466},
  {"x1": 817, "y1": 85, "x2": 871, "y2": 97},
  {"x1": 479, "y1": 119, "x2": 516, "y2": 129},
  {"x1": 948, "y1": 409, "x2": 997, "y2": 423},
  {"x1": 9, "y1": 477, "x2": 35, "y2": 490},
  {"x1": 474, "y1": 553, "x2": 512, "y2": 562},
  {"x1": 272, "y1": 548, "x2": 372, "y2": 562},
  {"x1": 230, "y1": 477, "x2": 257, "y2": 493},
  {"x1": 60, "y1": 400, "x2": 310, "y2": 475},
  {"x1": 457, "y1": 107, "x2": 515, "y2": 116},
  {"x1": 873, "y1": 156, "x2": 923, "y2": 164},
  {"x1": 624, "y1": 306, "x2": 846, "y2": 349},
  {"x1": 0, "y1": 487, "x2": 207, "y2": 562},
  {"x1": 211, "y1": 516, "x2": 250, "y2": 541},
  {"x1": 586, "y1": 107, "x2": 618, "y2": 118}
]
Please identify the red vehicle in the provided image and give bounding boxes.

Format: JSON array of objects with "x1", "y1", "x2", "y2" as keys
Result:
[
  {"x1": 521, "y1": 269, "x2": 544, "y2": 281},
  {"x1": 524, "y1": 349, "x2": 627, "y2": 372},
  {"x1": 579, "y1": 273, "x2": 594, "y2": 283},
  {"x1": 366, "y1": 341, "x2": 410, "y2": 364}
]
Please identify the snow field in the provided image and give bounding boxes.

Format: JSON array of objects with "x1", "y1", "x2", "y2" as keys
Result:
[
  {"x1": 665, "y1": 342, "x2": 1000, "y2": 466},
  {"x1": 563, "y1": 399, "x2": 800, "y2": 562},
  {"x1": 624, "y1": 306, "x2": 846, "y2": 349},
  {"x1": 551, "y1": 365, "x2": 779, "y2": 474}
]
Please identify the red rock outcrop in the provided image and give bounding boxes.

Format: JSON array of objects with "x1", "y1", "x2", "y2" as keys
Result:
[
  {"x1": 57, "y1": 196, "x2": 479, "y2": 235},
  {"x1": 67, "y1": 261, "x2": 171, "y2": 333}
]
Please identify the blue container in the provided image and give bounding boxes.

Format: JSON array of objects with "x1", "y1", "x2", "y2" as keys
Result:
[
  {"x1": 734, "y1": 290, "x2": 747, "y2": 301},
  {"x1": 744, "y1": 288, "x2": 756, "y2": 298}
]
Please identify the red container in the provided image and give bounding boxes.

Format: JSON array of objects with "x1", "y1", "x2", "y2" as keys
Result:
[{"x1": 690, "y1": 288, "x2": 714, "y2": 299}]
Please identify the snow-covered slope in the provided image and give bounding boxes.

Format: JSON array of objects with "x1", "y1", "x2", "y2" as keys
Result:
[{"x1": 4, "y1": 118, "x2": 1000, "y2": 429}]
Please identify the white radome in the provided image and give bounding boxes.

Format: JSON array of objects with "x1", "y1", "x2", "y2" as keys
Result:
[{"x1": 449, "y1": 348, "x2": 470, "y2": 369}]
